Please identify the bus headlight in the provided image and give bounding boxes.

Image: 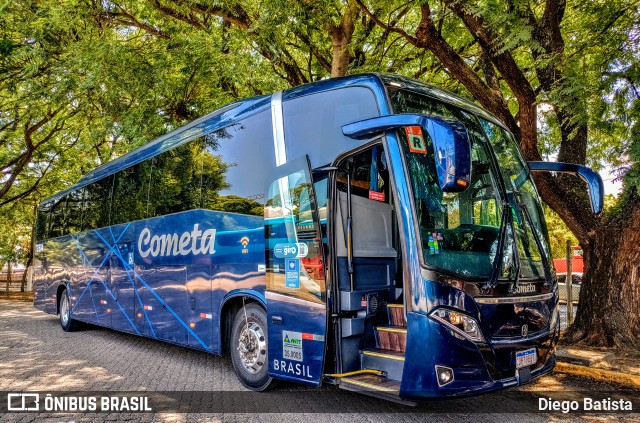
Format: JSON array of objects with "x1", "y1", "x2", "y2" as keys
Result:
[{"x1": 430, "y1": 308, "x2": 485, "y2": 342}]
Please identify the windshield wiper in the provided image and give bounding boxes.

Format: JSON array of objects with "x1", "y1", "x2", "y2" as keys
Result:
[
  {"x1": 518, "y1": 201, "x2": 552, "y2": 287},
  {"x1": 484, "y1": 203, "x2": 521, "y2": 290},
  {"x1": 507, "y1": 198, "x2": 522, "y2": 293},
  {"x1": 508, "y1": 177, "x2": 552, "y2": 288},
  {"x1": 484, "y1": 206, "x2": 507, "y2": 290}
]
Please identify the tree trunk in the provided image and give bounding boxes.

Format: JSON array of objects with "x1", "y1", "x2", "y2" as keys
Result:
[
  {"x1": 328, "y1": 0, "x2": 359, "y2": 77},
  {"x1": 22, "y1": 251, "x2": 32, "y2": 293},
  {"x1": 565, "y1": 196, "x2": 640, "y2": 348},
  {"x1": 330, "y1": 34, "x2": 351, "y2": 77},
  {"x1": 6, "y1": 261, "x2": 11, "y2": 292},
  {"x1": 22, "y1": 191, "x2": 37, "y2": 293}
]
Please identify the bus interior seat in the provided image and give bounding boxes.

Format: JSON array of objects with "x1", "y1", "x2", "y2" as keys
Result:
[{"x1": 335, "y1": 191, "x2": 398, "y2": 307}]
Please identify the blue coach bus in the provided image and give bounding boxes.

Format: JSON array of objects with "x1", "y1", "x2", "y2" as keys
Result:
[{"x1": 33, "y1": 74, "x2": 603, "y2": 401}]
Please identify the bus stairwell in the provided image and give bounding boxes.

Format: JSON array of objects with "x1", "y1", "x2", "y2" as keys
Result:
[{"x1": 338, "y1": 303, "x2": 408, "y2": 402}]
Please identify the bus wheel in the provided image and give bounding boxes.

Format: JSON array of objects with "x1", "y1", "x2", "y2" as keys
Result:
[
  {"x1": 59, "y1": 289, "x2": 79, "y2": 332},
  {"x1": 230, "y1": 303, "x2": 275, "y2": 391}
]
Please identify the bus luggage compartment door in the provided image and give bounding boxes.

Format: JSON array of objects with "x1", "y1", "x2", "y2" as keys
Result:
[{"x1": 265, "y1": 155, "x2": 328, "y2": 386}]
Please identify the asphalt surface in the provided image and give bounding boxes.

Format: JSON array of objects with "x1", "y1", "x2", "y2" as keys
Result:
[{"x1": 0, "y1": 300, "x2": 638, "y2": 422}]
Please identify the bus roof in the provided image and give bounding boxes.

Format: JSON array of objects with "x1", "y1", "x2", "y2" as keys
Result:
[{"x1": 42, "y1": 73, "x2": 505, "y2": 203}]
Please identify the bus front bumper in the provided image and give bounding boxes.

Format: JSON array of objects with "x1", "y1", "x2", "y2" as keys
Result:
[{"x1": 399, "y1": 311, "x2": 558, "y2": 399}]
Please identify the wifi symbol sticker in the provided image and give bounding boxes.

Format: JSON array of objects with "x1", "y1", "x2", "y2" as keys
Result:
[{"x1": 241, "y1": 236, "x2": 250, "y2": 254}]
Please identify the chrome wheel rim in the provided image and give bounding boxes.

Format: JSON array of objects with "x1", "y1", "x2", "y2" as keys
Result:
[
  {"x1": 61, "y1": 295, "x2": 69, "y2": 326},
  {"x1": 237, "y1": 321, "x2": 267, "y2": 374}
]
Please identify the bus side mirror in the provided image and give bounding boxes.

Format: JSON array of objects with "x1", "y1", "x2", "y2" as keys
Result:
[
  {"x1": 342, "y1": 114, "x2": 472, "y2": 192},
  {"x1": 424, "y1": 118, "x2": 471, "y2": 192},
  {"x1": 528, "y1": 161, "x2": 604, "y2": 215}
]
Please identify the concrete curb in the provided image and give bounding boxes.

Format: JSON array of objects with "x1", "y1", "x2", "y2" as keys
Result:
[{"x1": 554, "y1": 362, "x2": 640, "y2": 389}]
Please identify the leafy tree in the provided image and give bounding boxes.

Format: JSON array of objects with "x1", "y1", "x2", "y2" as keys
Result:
[
  {"x1": 0, "y1": 201, "x2": 33, "y2": 290},
  {"x1": 543, "y1": 204, "x2": 578, "y2": 260},
  {"x1": 1, "y1": 0, "x2": 267, "y2": 267},
  {"x1": 354, "y1": 0, "x2": 640, "y2": 348}
]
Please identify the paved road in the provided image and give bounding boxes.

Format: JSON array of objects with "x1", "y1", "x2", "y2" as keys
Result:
[{"x1": 0, "y1": 300, "x2": 637, "y2": 422}]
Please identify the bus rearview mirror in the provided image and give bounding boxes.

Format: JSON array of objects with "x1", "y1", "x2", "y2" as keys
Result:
[
  {"x1": 342, "y1": 114, "x2": 472, "y2": 193},
  {"x1": 422, "y1": 119, "x2": 472, "y2": 192},
  {"x1": 528, "y1": 161, "x2": 604, "y2": 215}
]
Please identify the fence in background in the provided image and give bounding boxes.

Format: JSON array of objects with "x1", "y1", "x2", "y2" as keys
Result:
[{"x1": 0, "y1": 268, "x2": 32, "y2": 292}]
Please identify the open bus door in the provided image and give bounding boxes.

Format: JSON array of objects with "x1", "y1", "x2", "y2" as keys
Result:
[{"x1": 265, "y1": 155, "x2": 328, "y2": 386}]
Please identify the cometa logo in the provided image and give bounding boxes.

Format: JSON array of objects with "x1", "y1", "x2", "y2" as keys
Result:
[
  {"x1": 514, "y1": 283, "x2": 536, "y2": 295},
  {"x1": 138, "y1": 224, "x2": 216, "y2": 258}
]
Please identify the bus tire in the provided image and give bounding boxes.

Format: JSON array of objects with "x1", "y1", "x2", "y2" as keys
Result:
[
  {"x1": 230, "y1": 303, "x2": 275, "y2": 391},
  {"x1": 59, "y1": 288, "x2": 79, "y2": 332}
]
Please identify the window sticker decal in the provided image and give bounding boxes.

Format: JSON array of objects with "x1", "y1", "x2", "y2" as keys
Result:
[
  {"x1": 285, "y1": 258, "x2": 300, "y2": 288},
  {"x1": 283, "y1": 330, "x2": 303, "y2": 361},
  {"x1": 428, "y1": 232, "x2": 442, "y2": 255},
  {"x1": 368, "y1": 190, "x2": 385, "y2": 202},
  {"x1": 405, "y1": 126, "x2": 427, "y2": 154}
]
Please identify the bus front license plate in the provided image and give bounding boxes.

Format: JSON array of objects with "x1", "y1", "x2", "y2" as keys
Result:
[{"x1": 516, "y1": 348, "x2": 537, "y2": 369}]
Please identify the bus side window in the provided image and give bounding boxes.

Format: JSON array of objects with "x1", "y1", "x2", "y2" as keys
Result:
[
  {"x1": 65, "y1": 188, "x2": 86, "y2": 235},
  {"x1": 148, "y1": 140, "x2": 204, "y2": 217},
  {"x1": 36, "y1": 201, "x2": 51, "y2": 241},
  {"x1": 111, "y1": 161, "x2": 151, "y2": 225},
  {"x1": 202, "y1": 111, "x2": 274, "y2": 216},
  {"x1": 283, "y1": 86, "x2": 380, "y2": 168},
  {"x1": 84, "y1": 176, "x2": 114, "y2": 231},
  {"x1": 48, "y1": 195, "x2": 67, "y2": 238}
]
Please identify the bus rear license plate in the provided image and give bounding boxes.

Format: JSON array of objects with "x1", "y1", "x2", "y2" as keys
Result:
[{"x1": 516, "y1": 348, "x2": 537, "y2": 369}]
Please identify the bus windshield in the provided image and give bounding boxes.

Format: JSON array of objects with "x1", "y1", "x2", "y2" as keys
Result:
[
  {"x1": 389, "y1": 89, "x2": 549, "y2": 281},
  {"x1": 480, "y1": 119, "x2": 550, "y2": 280}
]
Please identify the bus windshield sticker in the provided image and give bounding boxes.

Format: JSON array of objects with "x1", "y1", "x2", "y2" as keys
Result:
[
  {"x1": 285, "y1": 259, "x2": 300, "y2": 288},
  {"x1": 405, "y1": 126, "x2": 427, "y2": 154},
  {"x1": 283, "y1": 330, "x2": 303, "y2": 361},
  {"x1": 428, "y1": 233, "x2": 441, "y2": 255}
]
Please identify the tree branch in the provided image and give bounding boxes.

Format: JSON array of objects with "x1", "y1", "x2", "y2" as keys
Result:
[
  {"x1": 444, "y1": 0, "x2": 539, "y2": 158},
  {"x1": 98, "y1": 9, "x2": 169, "y2": 39},
  {"x1": 412, "y1": 4, "x2": 520, "y2": 137},
  {"x1": 354, "y1": 0, "x2": 420, "y2": 47},
  {"x1": 294, "y1": 30, "x2": 332, "y2": 73},
  {"x1": 191, "y1": 2, "x2": 252, "y2": 29},
  {"x1": 151, "y1": 0, "x2": 208, "y2": 30}
]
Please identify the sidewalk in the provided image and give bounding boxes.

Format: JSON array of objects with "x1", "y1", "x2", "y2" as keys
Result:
[{"x1": 555, "y1": 344, "x2": 640, "y2": 389}]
